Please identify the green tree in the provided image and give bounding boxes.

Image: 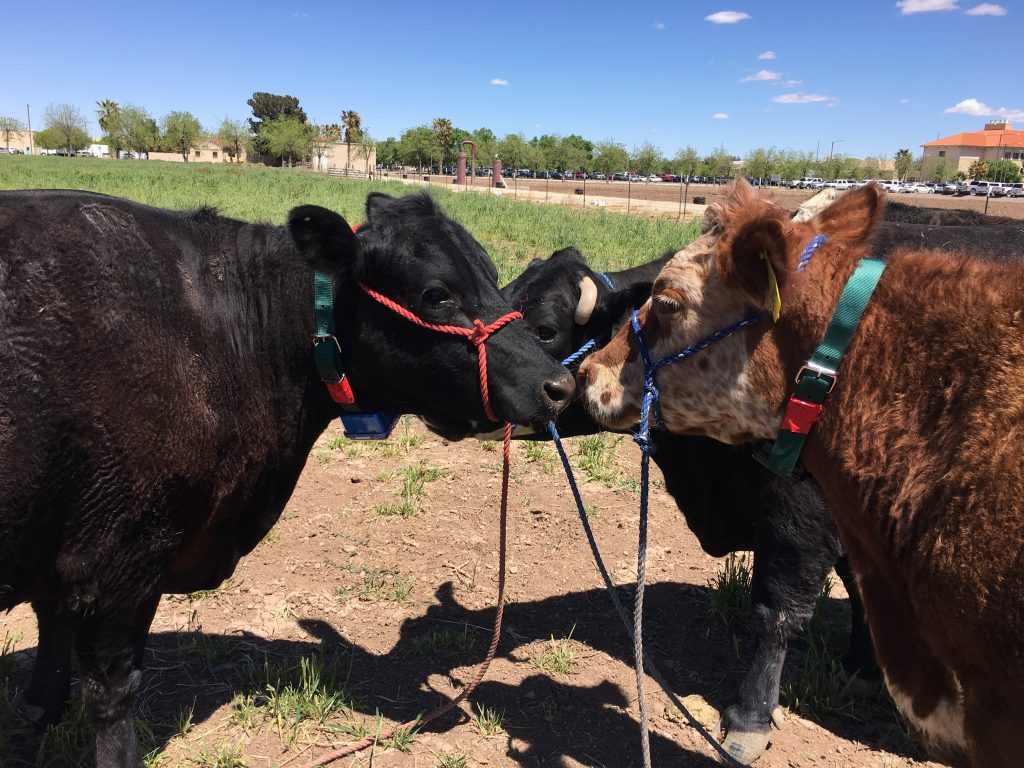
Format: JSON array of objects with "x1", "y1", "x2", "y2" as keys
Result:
[
  {"x1": 593, "y1": 139, "x2": 628, "y2": 180},
  {"x1": 706, "y1": 145, "x2": 735, "y2": 180},
  {"x1": 216, "y1": 117, "x2": 247, "y2": 163},
  {"x1": 104, "y1": 105, "x2": 159, "y2": 157},
  {"x1": 671, "y1": 146, "x2": 701, "y2": 180},
  {"x1": 930, "y1": 157, "x2": 950, "y2": 183},
  {"x1": 432, "y1": 117, "x2": 454, "y2": 173},
  {"x1": 554, "y1": 135, "x2": 588, "y2": 173},
  {"x1": 0, "y1": 116, "x2": 26, "y2": 150},
  {"x1": 260, "y1": 116, "x2": 311, "y2": 165},
  {"x1": 743, "y1": 147, "x2": 777, "y2": 183},
  {"x1": 43, "y1": 103, "x2": 89, "y2": 155},
  {"x1": 376, "y1": 136, "x2": 400, "y2": 167},
  {"x1": 341, "y1": 110, "x2": 362, "y2": 167},
  {"x1": 778, "y1": 149, "x2": 816, "y2": 182},
  {"x1": 984, "y1": 159, "x2": 1022, "y2": 183},
  {"x1": 398, "y1": 125, "x2": 434, "y2": 169},
  {"x1": 530, "y1": 134, "x2": 559, "y2": 170},
  {"x1": 630, "y1": 141, "x2": 664, "y2": 177},
  {"x1": 35, "y1": 126, "x2": 91, "y2": 154},
  {"x1": 497, "y1": 133, "x2": 530, "y2": 172},
  {"x1": 355, "y1": 131, "x2": 376, "y2": 175},
  {"x1": 894, "y1": 148, "x2": 914, "y2": 181},
  {"x1": 968, "y1": 159, "x2": 989, "y2": 182},
  {"x1": 953, "y1": 170, "x2": 967, "y2": 182},
  {"x1": 95, "y1": 100, "x2": 120, "y2": 135},
  {"x1": 471, "y1": 127, "x2": 497, "y2": 169},
  {"x1": 310, "y1": 124, "x2": 338, "y2": 170},
  {"x1": 247, "y1": 92, "x2": 306, "y2": 154},
  {"x1": 161, "y1": 111, "x2": 202, "y2": 161}
]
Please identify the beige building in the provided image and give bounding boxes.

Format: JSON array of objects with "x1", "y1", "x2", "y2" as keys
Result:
[
  {"x1": 2, "y1": 130, "x2": 35, "y2": 154},
  {"x1": 148, "y1": 139, "x2": 245, "y2": 163},
  {"x1": 312, "y1": 142, "x2": 376, "y2": 174},
  {"x1": 922, "y1": 120, "x2": 1024, "y2": 179}
]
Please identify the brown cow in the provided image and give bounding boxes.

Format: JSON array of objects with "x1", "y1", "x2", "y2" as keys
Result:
[{"x1": 577, "y1": 180, "x2": 1024, "y2": 768}]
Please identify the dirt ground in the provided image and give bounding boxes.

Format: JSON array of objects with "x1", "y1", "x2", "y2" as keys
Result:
[
  {"x1": 404, "y1": 174, "x2": 1024, "y2": 220},
  {"x1": 1, "y1": 419, "x2": 943, "y2": 768}
]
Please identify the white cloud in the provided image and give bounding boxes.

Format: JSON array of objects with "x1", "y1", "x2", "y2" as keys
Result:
[
  {"x1": 291, "y1": 11, "x2": 309, "y2": 17},
  {"x1": 712, "y1": 113, "x2": 730, "y2": 120},
  {"x1": 773, "y1": 92, "x2": 840, "y2": 105},
  {"x1": 705, "y1": 10, "x2": 752, "y2": 23},
  {"x1": 944, "y1": 97, "x2": 1024, "y2": 120},
  {"x1": 490, "y1": 78, "x2": 508, "y2": 86},
  {"x1": 896, "y1": 0, "x2": 958, "y2": 13},
  {"x1": 758, "y1": 50, "x2": 776, "y2": 59},
  {"x1": 965, "y1": 3, "x2": 1007, "y2": 13},
  {"x1": 781, "y1": 79, "x2": 803, "y2": 87},
  {"x1": 900, "y1": 97, "x2": 910, "y2": 103},
  {"x1": 740, "y1": 69, "x2": 781, "y2": 82},
  {"x1": 654, "y1": 21, "x2": 667, "y2": 29}
]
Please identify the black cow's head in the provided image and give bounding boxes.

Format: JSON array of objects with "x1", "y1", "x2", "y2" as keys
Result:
[
  {"x1": 288, "y1": 193, "x2": 574, "y2": 439},
  {"x1": 501, "y1": 247, "x2": 655, "y2": 363}
]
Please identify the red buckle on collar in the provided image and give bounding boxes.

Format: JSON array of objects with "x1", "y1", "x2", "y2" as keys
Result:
[
  {"x1": 780, "y1": 397, "x2": 823, "y2": 435},
  {"x1": 325, "y1": 377, "x2": 356, "y2": 405}
]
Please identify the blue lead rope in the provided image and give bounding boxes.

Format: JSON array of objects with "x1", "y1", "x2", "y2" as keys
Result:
[{"x1": 548, "y1": 421, "x2": 743, "y2": 767}]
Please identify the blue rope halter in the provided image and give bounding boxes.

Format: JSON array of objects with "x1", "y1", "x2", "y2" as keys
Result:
[{"x1": 630, "y1": 307, "x2": 769, "y2": 450}]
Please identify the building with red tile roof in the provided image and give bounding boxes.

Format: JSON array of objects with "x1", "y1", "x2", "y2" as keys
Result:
[{"x1": 922, "y1": 121, "x2": 1024, "y2": 180}]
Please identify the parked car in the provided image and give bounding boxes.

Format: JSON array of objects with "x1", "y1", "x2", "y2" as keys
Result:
[
  {"x1": 902, "y1": 183, "x2": 933, "y2": 194},
  {"x1": 825, "y1": 179, "x2": 855, "y2": 190},
  {"x1": 971, "y1": 181, "x2": 1006, "y2": 196},
  {"x1": 1007, "y1": 182, "x2": 1024, "y2": 198},
  {"x1": 794, "y1": 176, "x2": 825, "y2": 189},
  {"x1": 646, "y1": 174, "x2": 662, "y2": 183}
]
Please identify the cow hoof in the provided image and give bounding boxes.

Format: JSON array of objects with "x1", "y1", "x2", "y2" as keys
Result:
[
  {"x1": 771, "y1": 706, "x2": 785, "y2": 729},
  {"x1": 719, "y1": 707, "x2": 772, "y2": 765}
]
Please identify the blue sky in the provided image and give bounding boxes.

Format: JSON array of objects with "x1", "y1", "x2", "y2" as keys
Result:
[{"x1": 5, "y1": 0, "x2": 1020, "y2": 160}]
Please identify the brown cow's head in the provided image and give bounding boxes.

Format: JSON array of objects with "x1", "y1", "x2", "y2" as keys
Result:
[{"x1": 578, "y1": 179, "x2": 883, "y2": 443}]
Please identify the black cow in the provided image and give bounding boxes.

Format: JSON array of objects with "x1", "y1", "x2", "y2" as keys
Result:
[
  {"x1": 0, "y1": 190, "x2": 573, "y2": 767},
  {"x1": 500, "y1": 247, "x2": 873, "y2": 764}
]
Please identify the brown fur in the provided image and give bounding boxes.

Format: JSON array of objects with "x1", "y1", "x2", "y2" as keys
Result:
[{"x1": 579, "y1": 180, "x2": 1024, "y2": 767}]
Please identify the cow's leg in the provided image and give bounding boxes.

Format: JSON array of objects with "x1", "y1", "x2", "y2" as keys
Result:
[
  {"x1": 833, "y1": 556, "x2": 881, "y2": 694},
  {"x1": 719, "y1": 477, "x2": 839, "y2": 765},
  {"x1": 23, "y1": 600, "x2": 76, "y2": 725},
  {"x1": 75, "y1": 593, "x2": 160, "y2": 768}
]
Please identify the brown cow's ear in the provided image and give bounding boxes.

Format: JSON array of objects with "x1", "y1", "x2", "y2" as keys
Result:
[
  {"x1": 812, "y1": 182, "x2": 884, "y2": 245},
  {"x1": 718, "y1": 215, "x2": 789, "y2": 306}
]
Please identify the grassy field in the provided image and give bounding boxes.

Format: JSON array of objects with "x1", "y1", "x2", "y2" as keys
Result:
[{"x1": 0, "y1": 157, "x2": 702, "y2": 284}]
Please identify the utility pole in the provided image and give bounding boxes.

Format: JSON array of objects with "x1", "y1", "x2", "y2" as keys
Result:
[{"x1": 26, "y1": 104, "x2": 33, "y2": 155}]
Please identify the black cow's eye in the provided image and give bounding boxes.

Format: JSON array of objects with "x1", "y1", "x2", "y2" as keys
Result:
[
  {"x1": 535, "y1": 325, "x2": 557, "y2": 342},
  {"x1": 422, "y1": 287, "x2": 452, "y2": 306}
]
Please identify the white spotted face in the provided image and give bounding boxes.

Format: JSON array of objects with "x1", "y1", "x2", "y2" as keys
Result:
[{"x1": 578, "y1": 233, "x2": 781, "y2": 444}]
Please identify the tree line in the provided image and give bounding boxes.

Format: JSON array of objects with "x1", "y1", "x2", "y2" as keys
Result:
[{"x1": 3, "y1": 95, "x2": 1021, "y2": 185}]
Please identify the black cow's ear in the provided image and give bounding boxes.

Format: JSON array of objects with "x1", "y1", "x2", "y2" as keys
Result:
[
  {"x1": 365, "y1": 192, "x2": 395, "y2": 221},
  {"x1": 288, "y1": 205, "x2": 357, "y2": 270}
]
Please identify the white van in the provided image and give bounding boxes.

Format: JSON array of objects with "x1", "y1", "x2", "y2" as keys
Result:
[{"x1": 971, "y1": 181, "x2": 1006, "y2": 196}]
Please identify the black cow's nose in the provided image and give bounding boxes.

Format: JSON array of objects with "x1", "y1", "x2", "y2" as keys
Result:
[{"x1": 542, "y1": 370, "x2": 576, "y2": 415}]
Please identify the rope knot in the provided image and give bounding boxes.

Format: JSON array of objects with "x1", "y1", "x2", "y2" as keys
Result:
[{"x1": 469, "y1": 318, "x2": 489, "y2": 346}]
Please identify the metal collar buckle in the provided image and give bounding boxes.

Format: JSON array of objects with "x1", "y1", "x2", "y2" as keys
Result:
[
  {"x1": 795, "y1": 362, "x2": 836, "y2": 393},
  {"x1": 313, "y1": 333, "x2": 342, "y2": 354}
]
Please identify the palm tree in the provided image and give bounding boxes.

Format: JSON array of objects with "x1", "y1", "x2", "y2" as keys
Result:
[
  {"x1": 341, "y1": 110, "x2": 362, "y2": 168},
  {"x1": 893, "y1": 148, "x2": 913, "y2": 182},
  {"x1": 96, "y1": 100, "x2": 120, "y2": 135},
  {"x1": 968, "y1": 159, "x2": 989, "y2": 182},
  {"x1": 432, "y1": 117, "x2": 454, "y2": 175}
]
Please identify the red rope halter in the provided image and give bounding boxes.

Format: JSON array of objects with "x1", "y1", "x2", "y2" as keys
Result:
[{"x1": 357, "y1": 282, "x2": 523, "y2": 423}]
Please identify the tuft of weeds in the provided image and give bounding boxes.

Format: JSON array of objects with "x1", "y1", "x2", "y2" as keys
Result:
[
  {"x1": 239, "y1": 655, "x2": 355, "y2": 747},
  {"x1": 480, "y1": 440, "x2": 498, "y2": 452},
  {"x1": 187, "y1": 579, "x2": 233, "y2": 603},
  {"x1": 197, "y1": 741, "x2": 248, "y2": 768},
  {"x1": 707, "y1": 553, "x2": 754, "y2": 629},
  {"x1": 437, "y1": 752, "x2": 468, "y2": 768},
  {"x1": 34, "y1": 700, "x2": 94, "y2": 768},
  {"x1": 385, "y1": 716, "x2": 420, "y2": 752},
  {"x1": 573, "y1": 433, "x2": 623, "y2": 485},
  {"x1": 779, "y1": 630, "x2": 858, "y2": 719},
  {"x1": 262, "y1": 529, "x2": 280, "y2": 544},
  {"x1": 375, "y1": 461, "x2": 444, "y2": 518},
  {"x1": 174, "y1": 701, "x2": 196, "y2": 739},
  {"x1": 407, "y1": 624, "x2": 477, "y2": 657},
  {"x1": 338, "y1": 567, "x2": 414, "y2": 603},
  {"x1": 523, "y1": 442, "x2": 556, "y2": 473},
  {"x1": 473, "y1": 703, "x2": 505, "y2": 736},
  {"x1": 530, "y1": 630, "x2": 579, "y2": 675}
]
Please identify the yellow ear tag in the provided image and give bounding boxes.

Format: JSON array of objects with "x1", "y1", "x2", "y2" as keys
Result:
[{"x1": 761, "y1": 253, "x2": 781, "y2": 322}]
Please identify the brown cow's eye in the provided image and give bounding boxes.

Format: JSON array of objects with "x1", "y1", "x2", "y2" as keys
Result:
[{"x1": 654, "y1": 293, "x2": 680, "y2": 312}]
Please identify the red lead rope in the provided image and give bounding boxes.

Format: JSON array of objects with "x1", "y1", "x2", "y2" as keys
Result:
[{"x1": 357, "y1": 282, "x2": 523, "y2": 423}]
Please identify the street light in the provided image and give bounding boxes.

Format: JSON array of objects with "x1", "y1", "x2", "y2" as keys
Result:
[{"x1": 828, "y1": 139, "x2": 843, "y2": 163}]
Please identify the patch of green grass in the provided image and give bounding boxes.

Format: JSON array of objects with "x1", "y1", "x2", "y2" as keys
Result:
[
  {"x1": 385, "y1": 717, "x2": 420, "y2": 752},
  {"x1": 375, "y1": 462, "x2": 444, "y2": 518},
  {"x1": 262, "y1": 528, "x2": 280, "y2": 544},
  {"x1": 240, "y1": 655, "x2": 354, "y2": 746},
  {"x1": 531, "y1": 630, "x2": 579, "y2": 675},
  {"x1": 780, "y1": 630, "x2": 859, "y2": 719},
  {"x1": 523, "y1": 442, "x2": 556, "y2": 474},
  {"x1": 480, "y1": 440, "x2": 498, "y2": 452},
  {"x1": 197, "y1": 741, "x2": 248, "y2": 768},
  {"x1": 0, "y1": 157, "x2": 703, "y2": 288},
  {"x1": 407, "y1": 624, "x2": 477, "y2": 656},
  {"x1": 707, "y1": 553, "x2": 754, "y2": 629},
  {"x1": 337, "y1": 567, "x2": 415, "y2": 603},
  {"x1": 437, "y1": 751, "x2": 468, "y2": 768},
  {"x1": 573, "y1": 433, "x2": 623, "y2": 485},
  {"x1": 187, "y1": 579, "x2": 233, "y2": 603},
  {"x1": 473, "y1": 703, "x2": 505, "y2": 736}
]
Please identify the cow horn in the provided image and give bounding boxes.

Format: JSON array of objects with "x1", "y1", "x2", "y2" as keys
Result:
[{"x1": 574, "y1": 276, "x2": 598, "y2": 325}]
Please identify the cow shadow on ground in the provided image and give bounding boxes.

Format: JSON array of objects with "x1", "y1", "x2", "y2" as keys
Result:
[{"x1": 1, "y1": 581, "x2": 923, "y2": 766}]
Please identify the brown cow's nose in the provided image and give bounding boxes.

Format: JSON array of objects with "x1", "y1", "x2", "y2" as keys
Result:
[{"x1": 542, "y1": 370, "x2": 576, "y2": 415}]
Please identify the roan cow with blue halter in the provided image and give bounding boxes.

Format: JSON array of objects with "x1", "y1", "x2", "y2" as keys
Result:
[{"x1": 580, "y1": 179, "x2": 1024, "y2": 768}]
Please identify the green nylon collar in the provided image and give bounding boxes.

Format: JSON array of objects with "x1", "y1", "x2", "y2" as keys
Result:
[{"x1": 765, "y1": 257, "x2": 887, "y2": 478}]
